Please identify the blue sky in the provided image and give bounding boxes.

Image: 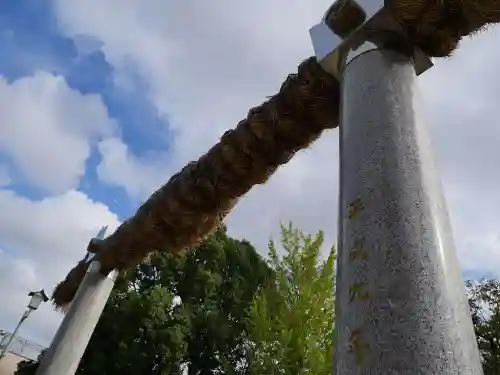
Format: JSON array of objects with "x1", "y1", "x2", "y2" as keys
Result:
[
  {"x1": 0, "y1": 0, "x2": 171, "y2": 218},
  {"x1": 0, "y1": 0, "x2": 499, "y2": 347}
]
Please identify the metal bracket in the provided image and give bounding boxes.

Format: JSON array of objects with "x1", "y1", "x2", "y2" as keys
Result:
[
  {"x1": 309, "y1": 0, "x2": 433, "y2": 79},
  {"x1": 83, "y1": 225, "x2": 108, "y2": 264}
]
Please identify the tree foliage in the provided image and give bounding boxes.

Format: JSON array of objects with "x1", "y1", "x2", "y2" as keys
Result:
[
  {"x1": 16, "y1": 226, "x2": 271, "y2": 375},
  {"x1": 467, "y1": 278, "x2": 500, "y2": 375},
  {"x1": 247, "y1": 223, "x2": 336, "y2": 375},
  {"x1": 18, "y1": 222, "x2": 500, "y2": 375}
]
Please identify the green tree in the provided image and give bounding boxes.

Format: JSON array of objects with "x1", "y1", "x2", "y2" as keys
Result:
[
  {"x1": 247, "y1": 223, "x2": 336, "y2": 375},
  {"x1": 16, "y1": 226, "x2": 271, "y2": 375},
  {"x1": 159, "y1": 226, "x2": 273, "y2": 374},
  {"x1": 467, "y1": 278, "x2": 500, "y2": 375}
]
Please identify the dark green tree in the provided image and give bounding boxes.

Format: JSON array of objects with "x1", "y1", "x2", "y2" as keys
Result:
[
  {"x1": 16, "y1": 226, "x2": 271, "y2": 375},
  {"x1": 467, "y1": 278, "x2": 500, "y2": 375},
  {"x1": 156, "y1": 226, "x2": 273, "y2": 374}
]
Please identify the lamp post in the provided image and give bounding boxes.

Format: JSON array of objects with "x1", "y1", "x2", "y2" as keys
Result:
[
  {"x1": 0, "y1": 289, "x2": 48, "y2": 361},
  {"x1": 310, "y1": 1, "x2": 483, "y2": 374},
  {"x1": 35, "y1": 226, "x2": 118, "y2": 375}
]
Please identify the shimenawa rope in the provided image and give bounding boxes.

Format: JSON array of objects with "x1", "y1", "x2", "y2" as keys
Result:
[{"x1": 52, "y1": 0, "x2": 500, "y2": 307}]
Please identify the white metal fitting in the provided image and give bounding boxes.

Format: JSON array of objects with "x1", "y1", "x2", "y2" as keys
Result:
[
  {"x1": 84, "y1": 225, "x2": 108, "y2": 263},
  {"x1": 309, "y1": 0, "x2": 433, "y2": 79}
]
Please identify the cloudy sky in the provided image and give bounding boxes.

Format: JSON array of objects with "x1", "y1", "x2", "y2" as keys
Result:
[{"x1": 0, "y1": 0, "x2": 499, "y2": 349}]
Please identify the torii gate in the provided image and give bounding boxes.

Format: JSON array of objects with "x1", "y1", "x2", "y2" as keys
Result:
[{"x1": 37, "y1": 1, "x2": 495, "y2": 374}]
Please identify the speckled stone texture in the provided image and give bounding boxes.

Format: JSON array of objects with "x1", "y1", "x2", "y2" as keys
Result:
[{"x1": 335, "y1": 48, "x2": 483, "y2": 375}]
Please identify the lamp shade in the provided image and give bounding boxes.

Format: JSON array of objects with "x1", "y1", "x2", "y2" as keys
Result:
[{"x1": 27, "y1": 290, "x2": 49, "y2": 310}]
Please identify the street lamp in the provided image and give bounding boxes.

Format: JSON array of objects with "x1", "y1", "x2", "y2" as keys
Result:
[
  {"x1": 0, "y1": 289, "x2": 49, "y2": 361},
  {"x1": 28, "y1": 290, "x2": 49, "y2": 311}
]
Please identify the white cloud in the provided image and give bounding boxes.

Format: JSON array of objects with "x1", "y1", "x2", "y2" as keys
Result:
[
  {"x1": 0, "y1": 69, "x2": 124, "y2": 346},
  {"x1": 53, "y1": 0, "x2": 331, "y2": 160},
  {"x1": 0, "y1": 72, "x2": 117, "y2": 193},
  {"x1": 96, "y1": 137, "x2": 167, "y2": 199},
  {"x1": 0, "y1": 190, "x2": 121, "y2": 346},
  {"x1": 0, "y1": 249, "x2": 59, "y2": 350}
]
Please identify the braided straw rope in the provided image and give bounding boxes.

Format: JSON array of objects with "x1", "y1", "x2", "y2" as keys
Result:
[{"x1": 52, "y1": 0, "x2": 500, "y2": 307}]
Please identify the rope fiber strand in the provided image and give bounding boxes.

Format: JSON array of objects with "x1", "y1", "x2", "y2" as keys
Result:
[
  {"x1": 52, "y1": 58, "x2": 339, "y2": 307},
  {"x1": 52, "y1": 0, "x2": 500, "y2": 308}
]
